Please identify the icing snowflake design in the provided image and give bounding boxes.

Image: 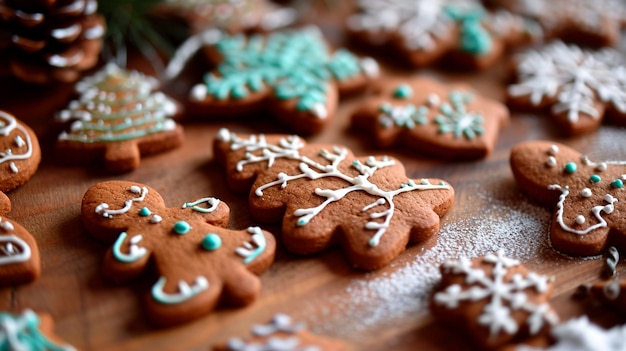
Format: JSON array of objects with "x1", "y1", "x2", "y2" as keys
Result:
[
  {"x1": 434, "y1": 91, "x2": 483, "y2": 139},
  {"x1": 434, "y1": 250, "x2": 558, "y2": 338},
  {"x1": 0, "y1": 111, "x2": 33, "y2": 174},
  {"x1": 57, "y1": 63, "x2": 178, "y2": 143},
  {"x1": 0, "y1": 310, "x2": 75, "y2": 351},
  {"x1": 219, "y1": 129, "x2": 450, "y2": 247},
  {"x1": 378, "y1": 103, "x2": 426, "y2": 129},
  {"x1": 227, "y1": 314, "x2": 321, "y2": 351},
  {"x1": 509, "y1": 41, "x2": 626, "y2": 127},
  {"x1": 191, "y1": 27, "x2": 376, "y2": 119}
]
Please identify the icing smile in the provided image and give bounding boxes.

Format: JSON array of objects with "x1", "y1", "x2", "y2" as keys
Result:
[{"x1": 0, "y1": 235, "x2": 31, "y2": 265}]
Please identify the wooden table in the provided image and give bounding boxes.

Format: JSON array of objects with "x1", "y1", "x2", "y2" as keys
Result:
[{"x1": 1, "y1": 8, "x2": 626, "y2": 351}]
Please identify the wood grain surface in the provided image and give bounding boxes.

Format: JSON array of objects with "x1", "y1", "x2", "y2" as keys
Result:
[{"x1": 1, "y1": 5, "x2": 626, "y2": 351}]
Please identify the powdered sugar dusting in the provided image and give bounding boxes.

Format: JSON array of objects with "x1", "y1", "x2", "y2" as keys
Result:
[{"x1": 309, "y1": 180, "x2": 567, "y2": 336}]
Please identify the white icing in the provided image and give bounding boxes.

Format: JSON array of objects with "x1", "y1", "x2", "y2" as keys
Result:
[
  {"x1": 575, "y1": 215, "x2": 585, "y2": 224},
  {"x1": 549, "y1": 185, "x2": 617, "y2": 235},
  {"x1": 546, "y1": 156, "x2": 557, "y2": 167},
  {"x1": 378, "y1": 104, "x2": 423, "y2": 129},
  {"x1": 222, "y1": 129, "x2": 450, "y2": 247},
  {"x1": 112, "y1": 232, "x2": 148, "y2": 263},
  {"x1": 0, "y1": 111, "x2": 34, "y2": 174},
  {"x1": 360, "y1": 57, "x2": 379, "y2": 78},
  {"x1": 151, "y1": 275, "x2": 209, "y2": 304},
  {"x1": 51, "y1": 24, "x2": 81, "y2": 40},
  {"x1": 549, "y1": 144, "x2": 559, "y2": 155},
  {"x1": 48, "y1": 51, "x2": 83, "y2": 68},
  {"x1": 150, "y1": 215, "x2": 162, "y2": 224},
  {"x1": 580, "y1": 188, "x2": 592, "y2": 197},
  {"x1": 435, "y1": 250, "x2": 557, "y2": 338},
  {"x1": 163, "y1": 29, "x2": 222, "y2": 82},
  {"x1": 227, "y1": 314, "x2": 320, "y2": 351},
  {"x1": 182, "y1": 197, "x2": 220, "y2": 213},
  {"x1": 0, "y1": 234, "x2": 31, "y2": 265},
  {"x1": 509, "y1": 41, "x2": 626, "y2": 124},
  {"x1": 95, "y1": 186, "x2": 148, "y2": 219},
  {"x1": 235, "y1": 227, "x2": 267, "y2": 264}
]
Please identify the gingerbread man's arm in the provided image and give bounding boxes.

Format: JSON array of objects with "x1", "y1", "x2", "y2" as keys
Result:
[{"x1": 0, "y1": 192, "x2": 10, "y2": 216}]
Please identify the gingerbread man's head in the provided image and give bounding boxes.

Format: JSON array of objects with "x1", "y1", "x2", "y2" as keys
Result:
[
  {"x1": 81, "y1": 181, "x2": 276, "y2": 326},
  {"x1": 511, "y1": 141, "x2": 626, "y2": 256}
]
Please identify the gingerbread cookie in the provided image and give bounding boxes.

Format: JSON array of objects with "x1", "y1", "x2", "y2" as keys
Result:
[
  {"x1": 0, "y1": 309, "x2": 76, "y2": 351},
  {"x1": 431, "y1": 250, "x2": 559, "y2": 350},
  {"x1": 0, "y1": 0, "x2": 105, "y2": 84},
  {"x1": 188, "y1": 27, "x2": 378, "y2": 134},
  {"x1": 216, "y1": 314, "x2": 347, "y2": 351},
  {"x1": 0, "y1": 110, "x2": 41, "y2": 193},
  {"x1": 507, "y1": 41, "x2": 626, "y2": 136},
  {"x1": 0, "y1": 194, "x2": 40, "y2": 286},
  {"x1": 81, "y1": 181, "x2": 276, "y2": 326},
  {"x1": 153, "y1": 0, "x2": 297, "y2": 34},
  {"x1": 56, "y1": 63, "x2": 184, "y2": 173},
  {"x1": 590, "y1": 279, "x2": 626, "y2": 315},
  {"x1": 485, "y1": 0, "x2": 626, "y2": 48},
  {"x1": 351, "y1": 77, "x2": 509, "y2": 159},
  {"x1": 510, "y1": 141, "x2": 626, "y2": 256},
  {"x1": 346, "y1": 0, "x2": 540, "y2": 69},
  {"x1": 214, "y1": 129, "x2": 454, "y2": 270}
]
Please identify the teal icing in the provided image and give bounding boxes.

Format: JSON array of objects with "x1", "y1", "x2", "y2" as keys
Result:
[
  {"x1": 445, "y1": 5, "x2": 492, "y2": 55},
  {"x1": 393, "y1": 84, "x2": 413, "y2": 99},
  {"x1": 204, "y1": 29, "x2": 365, "y2": 114},
  {"x1": 434, "y1": 91, "x2": 484, "y2": 139},
  {"x1": 0, "y1": 310, "x2": 75, "y2": 351},
  {"x1": 173, "y1": 221, "x2": 191, "y2": 234},
  {"x1": 112, "y1": 232, "x2": 147, "y2": 263},
  {"x1": 202, "y1": 233, "x2": 222, "y2": 251}
]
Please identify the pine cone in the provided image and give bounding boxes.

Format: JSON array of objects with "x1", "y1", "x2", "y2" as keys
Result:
[{"x1": 0, "y1": 0, "x2": 106, "y2": 84}]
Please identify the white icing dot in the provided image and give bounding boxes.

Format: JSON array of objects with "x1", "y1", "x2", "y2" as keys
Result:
[
  {"x1": 580, "y1": 188, "x2": 592, "y2": 197},
  {"x1": 9, "y1": 162, "x2": 18, "y2": 173},
  {"x1": 596, "y1": 162, "x2": 607, "y2": 172},
  {"x1": 150, "y1": 215, "x2": 162, "y2": 224},
  {"x1": 548, "y1": 145, "x2": 559, "y2": 155},
  {"x1": 575, "y1": 215, "x2": 586, "y2": 225},
  {"x1": 546, "y1": 156, "x2": 557, "y2": 167},
  {"x1": 0, "y1": 221, "x2": 14, "y2": 231},
  {"x1": 427, "y1": 93, "x2": 440, "y2": 107},
  {"x1": 190, "y1": 84, "x2": 207, "y2": 101},
  {"x1": 130, "y1": 185, "x2": 141, "y2": 194}
]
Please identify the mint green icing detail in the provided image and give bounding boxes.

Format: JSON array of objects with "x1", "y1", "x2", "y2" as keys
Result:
[
  {"x1": 434, "y1": 91, "x2": 484, "y2": 139},
  {"x1": 112, "y1": 232, "x2": 147, "y2": 263},
  {"x1": 564, "y1": 162, "x2": 577, "y2": 174},
  {"x1": 173, "y1": 221, "x2": 191, "y2": 234},
  {"x1": 393, "y1": 84, "x2": 413, "y2": 99},
  {"x1": 445, "y1": 5, "x2": 492, "y2": 55},
  {"x1": 590, "y1": 174, "x2": 601, "y2": 183},
  {"x1": 611, "y1": 179, "x2": 624, "y2": 188},
  {"x1": 139, "y1": 207, "x2": 151, "y2": 216},
  {"x1": 378, "y1": 103, "x2": 426, "y2": 129},
  {"x1": 204, "y1": 29, "x2": 365, "y2": 114},
  {"x1": 297, "y1": 218, "x2": 309, "y2": 226},
  {"x1": 201, "y1": 233, "x2": 222, "y2": 251},
  {"x1": 0, "y1": 310, "x2": 75, "y2": 351}
]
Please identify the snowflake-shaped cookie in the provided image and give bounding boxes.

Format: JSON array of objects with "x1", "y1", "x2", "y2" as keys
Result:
[
  {"x1": 214, "y1": 128, "x2": 454, "y2": 270},
  {"x1": 346, "y1": 0, "x2": 539, "y2": 69},
  {"x1": 510, "y1": 141, "x2": 626, "y2": 256},
  {"x1": 56, "y1": 64, "x2": 184, "y2": 173},
  {"x1": 0, "y1": 310, "x2": 76, "y2": 351},
  {"x1": 216, "y1": 314, "x2": 346, "y2": 351},
  {"x1": 431, "y1": 250, "x2": 558, "y2": 350},
  {"x1": 485, "y1": 0, "x2": 626, "y2": 47},
  {"x1": 81, "y1": 181, "x2": 276, "y2": 326},
  {"x1": 508, "y1": 41, "x2": 626, "y2": 136},
  {"x1": 188, "y1": 27, "x2": 377, "y2": 134},
  {"x1": 351, "y1": 77, "x2": 509, "y2": 159}
]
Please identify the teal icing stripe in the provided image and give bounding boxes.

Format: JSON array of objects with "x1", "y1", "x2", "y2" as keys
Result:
[
  {"x1": 444, "y1": 5, "x2": 492, "y2": 55},
  {"x1": 0, "y1": 310, "x2": 76, "y2": 351}
]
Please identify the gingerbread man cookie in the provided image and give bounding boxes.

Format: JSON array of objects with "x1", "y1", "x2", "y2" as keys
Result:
[
  {"x1": 216, "y1": 314, "x2": 347, "y2": 351},
  {"x1": 351, "y1": 77, "x2": 509, "y2": 159},
  {"x1": 56, "y1": 63, "x2": 184, "y2": 173},
  {"x1": 0, "y1": 309, "x2": 76, "y2": 351},
  {"x1": 214, "y1": 129, "x2": 454, "y2": 270},
  {"x1": 188, "y1": 27, "x2": 378, "y2": 134},
  {"x1": 431, "y1": 250, "x2": 558, "y2": 350},
  {"x1": 510, "y1": 141, "x2": 626, "y2": 256},
  {"x1": 81, "y1": 181, "x2": 276, "y2": 326},
  {"x1": 346, "y1": 0, "x2": 540, "y2": 70},
  {"x1": 0, "y1": 110, "x2": 41, "y2": 193},
  {"x1": 508, "y1": 41, "x2": 626, "y2": 136}
]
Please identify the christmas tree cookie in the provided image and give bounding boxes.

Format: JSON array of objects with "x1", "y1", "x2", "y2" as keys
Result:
[
  {"x1": 214, "y1": 128, "x2": 454, "y2": 270},
  {"x1": 508, "y1": 41, "x2": 626, "y2": 136},
  {"x1": 56, "y1": 64, "x2": 184, "y2": 173},
  {"x1": 188, "y1": 27, "x2": 378, "y2": 134},
  {"x1": 431, "y1": 250, "x2": 558, "y2": 350},
  {"x1": 510, "y1": 141, "x2": 626, "y2": 256},
  {"x1": 346, "y1": 0, "x2": 541, "y2": 69},
  {"x1": 81, "y1": 181, "x2": 276, "y2": 326},
  {"x1": 351, "y1": 77, "x2": 509, "y2": 159}
]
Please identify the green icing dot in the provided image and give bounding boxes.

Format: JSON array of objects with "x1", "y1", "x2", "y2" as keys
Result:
[
  {"x1": 202, "y1": 233, "x2": 222, "y2": 250},
  {"x1": 564, "y1": 162, "x2": 577, "y2": 174},
  {"x1": 393, "y1": 84, "x2": 413, "y2": 99},
  {"x1": 611, "y1": 179, "x2": 624, "y2": 189},
  {"x1": 173, "y1": 221, "x2": 191, "y2": 234},
  {"x1": 139, "y1": 207, "x2": 151, "y2": 217},
  {"x1": 590, "y1": 174, "x2": 601, "y2": 183}
]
